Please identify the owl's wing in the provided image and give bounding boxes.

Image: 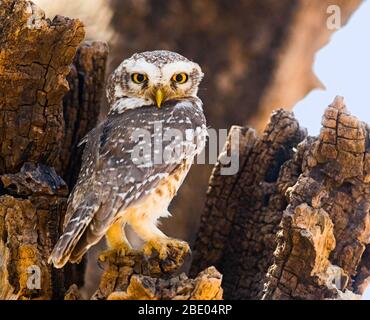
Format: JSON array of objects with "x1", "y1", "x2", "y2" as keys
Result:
[
  {"x1": 62, "y1": 126, "x2": 100, "y2": 230},
  {"x1": 49, "y1": 98, "x2": 207, "y2": 268}
]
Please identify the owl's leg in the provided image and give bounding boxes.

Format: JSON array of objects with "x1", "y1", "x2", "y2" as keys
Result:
[
  {"x1": 129, "y1": 215, "x2": 190, "y2": 260},
  {"x1": 106, "y1": 220, "x2": 131, "y2": 250},
  {"x1": 99, "y1": 219, "x2": 138, "y2": 263}
]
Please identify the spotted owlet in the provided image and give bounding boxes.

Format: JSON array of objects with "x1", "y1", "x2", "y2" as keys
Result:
[{"x1": 49, "y1": 50, "x2": 207, "y2": 268}]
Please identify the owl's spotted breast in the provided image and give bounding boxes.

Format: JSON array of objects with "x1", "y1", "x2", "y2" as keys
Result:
[{"x1": 119, "y1": 160, "x2": 191, "y2": 228}]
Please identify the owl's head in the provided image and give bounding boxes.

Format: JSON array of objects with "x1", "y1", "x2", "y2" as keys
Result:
[{"x1": 107, "y1": 50, "x2": 204, "y2": 110}]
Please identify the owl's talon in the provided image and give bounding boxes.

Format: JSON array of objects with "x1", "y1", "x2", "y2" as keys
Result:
[
  {"x1": 98, "y1": 244, "x2": 138, "y2": 264},
  {"x1": 143, "y1": 237, "x2": 190, "y2": 261}
]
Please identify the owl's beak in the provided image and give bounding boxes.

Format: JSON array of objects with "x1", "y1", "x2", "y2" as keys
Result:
[{"x1": 155, "y1": 88, "x2": 165, "y2": 108}]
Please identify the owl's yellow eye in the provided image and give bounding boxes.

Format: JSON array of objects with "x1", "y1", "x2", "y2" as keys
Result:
[
  {"x1": 131, "y1": 73, "x2": 147, "y2": 84},
  {"x1": 172, "y1": 73, "x2": 188, "y2": 84}
]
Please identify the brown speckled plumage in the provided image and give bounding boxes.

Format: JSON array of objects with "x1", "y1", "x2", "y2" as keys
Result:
[
  {"x1": 132, "y1": 50, "x2": 189, "y2": 66},
  {"x1": 49, "y1": 51, "x2": 206, "y2": 268}
]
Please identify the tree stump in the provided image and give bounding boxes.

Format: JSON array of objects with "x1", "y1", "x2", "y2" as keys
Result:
[
  {"x1": 0, "y1": 0, "x2": 108, "y2": 299},
  {"x1": 89, "y1": 251, "x2": 223, "y2": 300},
  {"x1": 191, "y1": 96, "x2": 369, "y2": 300}
]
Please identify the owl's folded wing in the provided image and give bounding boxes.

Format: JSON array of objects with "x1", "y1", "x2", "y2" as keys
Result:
[{"x1": 49, "y1": 98, "x2": 206, "y2": 268}]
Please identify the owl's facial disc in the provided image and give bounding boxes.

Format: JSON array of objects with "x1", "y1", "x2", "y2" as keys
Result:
[
  {"x1": 108, "y1": 53, "x2": 203, "y2": 109},
  {"x1": 127, "y1": 59, "x2": 202, "y2": 108}
]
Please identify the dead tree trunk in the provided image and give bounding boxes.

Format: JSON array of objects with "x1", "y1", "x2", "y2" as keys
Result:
[
  {"x1": 191, "y1": 96, "x2": 370, "y2": 300},
  {"x1": 0, "y1": 164, "x2": 68, "y2": 299},
  {"x1": 57, "y1": 40, "x2": 108, "y2": 189},
  {"x1": 56, "y1": 40, "x2": 109, "y2": 291},
  {"x1": 0, "y1": 0, "x2": 107, "y2": 299}
]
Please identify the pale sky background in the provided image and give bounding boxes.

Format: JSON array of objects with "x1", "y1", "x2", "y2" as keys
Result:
[
  {"x1": 293, "y1": 1, "x2": 370, "y2": 299},
  {"x1": 294, "y1": 1, "x2": 370, "y2": 132}
]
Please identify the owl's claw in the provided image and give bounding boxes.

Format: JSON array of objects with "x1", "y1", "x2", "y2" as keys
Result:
[
  {"x1": 143, "y1": 237, "x2": 190, "y2": 260},
  {"x1": 99, "y1": 243, "x2": 139, "y2": 264}
]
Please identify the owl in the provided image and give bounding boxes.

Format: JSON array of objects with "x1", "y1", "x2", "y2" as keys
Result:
[{"x1": 49, "y1": 50, "x2": 207, "y2": 268}]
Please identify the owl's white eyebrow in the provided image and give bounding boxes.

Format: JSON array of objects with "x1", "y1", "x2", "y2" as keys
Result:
[
  {"x1": 161, "y1": 61, "x2": 199, "y2": 81},
  {"x1": 125, "y1": 59, "x2": 161, "y2": 82},
  {"x1": 109, "y1": 97, "x2": 152, "y2": 114}
]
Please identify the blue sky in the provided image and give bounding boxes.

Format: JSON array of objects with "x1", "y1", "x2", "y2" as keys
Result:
[
  {"x1": 293, "y1": 1, "x2": 370, "y2": 299},
  {"x1": 294, "y1": 1, "x2": 370, "y2": 133}
]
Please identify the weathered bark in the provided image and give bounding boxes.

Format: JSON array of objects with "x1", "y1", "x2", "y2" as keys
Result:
[
  {"x1": 0, "y1": 0, "x2": 85, "y2": 174},
  {"x1": 191, "y1": 110, "x2": 307, "y2": 299},
  {"x1": 0, "y1": 0, "x2": 84, "y2": 299},
  {"x1": 263, "y1": 97, "x2": 369, "y2": 300},
  {"x1": 0, "y1": 163, "x2": 68, "y2": 299},
  {"x1": 56, "y1": 40, "x2": 108, "y2": 189},
  {"x1": 0, "y1": 0, "x2": 107, "y2": 299},
  {"x1": 105, "y1": 267, "x2": 222, "y2": 300},
  {"x1": 65, "y1": 249, "x2": 223, "y2": 300},
  {"x1": 58, "y1": 40, "x2": 109, "y2": 290},
  {"x1": 191, "y1": 97, "x2": 369, "y2": 300}
]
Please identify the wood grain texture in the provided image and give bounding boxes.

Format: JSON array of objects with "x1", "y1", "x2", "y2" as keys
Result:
[
  {"x1": 56, "y1": 40, "x2": 108, "y2": 188},
  {"x1": 0, "y1": 0, "x2": 85, "y2": 173},
  {"x1": 0, "y1": 0, "x2": 107, "y2": 299},
  {"x1": 65, "y1": 247, "x2": 223, "y2": 300},
  {"x1": 191, "y1": 97, "x2": 369, "y2": 300}
]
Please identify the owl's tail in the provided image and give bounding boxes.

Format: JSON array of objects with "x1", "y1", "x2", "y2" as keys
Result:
[{"x1": 48, "y1": 202, "x2": 98, "y2": 269}]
